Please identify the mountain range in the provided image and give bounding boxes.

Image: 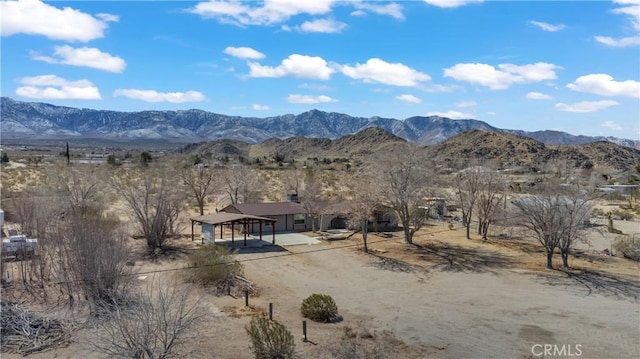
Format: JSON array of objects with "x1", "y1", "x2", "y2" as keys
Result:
[{"x1": 1, "y1": 97, "x2": 638, "y2": 149}]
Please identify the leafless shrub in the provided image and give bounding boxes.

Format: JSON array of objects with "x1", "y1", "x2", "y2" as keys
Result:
[
  {"x1": 111, "y1": 167, "x2": 184, "y2": 255},
  {"x1": 89, "y1": 282, "x2": 206, "y2": 359},
  {"x1": 51, "y1": 212, "x2": 135, "y2": 309},
  {"x1": 318, "y1": 325, "x2": 391, "y2": 359},
  {"x1": 613, "y1": 235, "x2": 640, "y2": 261}
]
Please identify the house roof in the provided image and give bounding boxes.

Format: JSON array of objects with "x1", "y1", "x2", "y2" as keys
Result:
[
  {"x1": 222, "y1": 202, "x2": 306, "y2": 216},
  {"x1": 191, "y1": 212, "x2": 276, "y2": 225},
  {"x1": 222, "y1": 200, "x2": 355, "y2": 216}
]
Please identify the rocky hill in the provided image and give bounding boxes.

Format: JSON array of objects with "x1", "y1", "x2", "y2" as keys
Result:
[
  {"x1": 181, "y1": 128, "x2": 640, "y2": 172},
  {"x1": 2, "y1": 97, "x2": 638, "y2": 149},
  {"x1": 424, "y1": 130, "x2": 640, "y2": 171}
]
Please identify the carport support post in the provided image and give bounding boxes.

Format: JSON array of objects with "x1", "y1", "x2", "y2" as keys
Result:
[
  {"x1": 272, "y1": 224, "x2": 275, "y2": 244},
  {"x1": 220, "y1": 223, "x2": 223, "y2": 239},
  {"x1": 231, "y1": 222, "x2": 234, "y2": 243},
  {"x1": 259, "y1": 222, "x2": 263, "y2": 241},
  {"x1": 244, "y1": 223, "x2": 247, "y2": 247}
]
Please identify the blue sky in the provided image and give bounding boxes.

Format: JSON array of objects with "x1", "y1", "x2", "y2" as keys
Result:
[{"x1": 1, "y1": 0, "x2": 639, "y2": 139}]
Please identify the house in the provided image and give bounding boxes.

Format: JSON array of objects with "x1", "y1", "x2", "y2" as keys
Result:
[
  {"x1": 420, "y1": 197, "x2": 448, "y2": 219},
  {"x1": 221, "y1": 202, "x2": 311, "y2": 233}
]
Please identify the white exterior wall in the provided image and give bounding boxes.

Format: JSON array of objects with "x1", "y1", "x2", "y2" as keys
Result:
[{"x1": 202, "y1": 223, "x2": 214, "y2": 244}]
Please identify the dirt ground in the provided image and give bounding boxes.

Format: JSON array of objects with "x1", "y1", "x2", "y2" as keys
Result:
[{"x1": 3, "y1": 217, "x2": 639, "y2": 359}]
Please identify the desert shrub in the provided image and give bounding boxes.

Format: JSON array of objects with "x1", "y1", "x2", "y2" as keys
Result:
[
  {"x1": 611, "y1": 209, "x2": 634, "y2": 221},
  {"x1": 300, "y1": 294, "x2": 338, "y2": 322},
  {"x1": 186, "y1": 245, "x2": 242, "y2": 292},
  {"x1": 317, "y1": 325, "x2": 391, "y2": 359},
  {"x1": 613, "y1": 236, "x2": 640, "y2": 261},
  {"x1": 591, "y1": 208, "x2": 606, "y2": 217},
  {"x1": 246, "y1": 314, "x2": 296, "y2": 359}
]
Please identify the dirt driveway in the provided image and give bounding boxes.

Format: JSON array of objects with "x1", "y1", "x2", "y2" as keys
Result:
[{"x1": 239, "y1": 236, "x2": 639, "y2": 359}]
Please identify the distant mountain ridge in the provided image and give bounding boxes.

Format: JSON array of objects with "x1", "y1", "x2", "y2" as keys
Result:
[{"x1": 1, "y1": 97, "x2": 638, "y2": 149}]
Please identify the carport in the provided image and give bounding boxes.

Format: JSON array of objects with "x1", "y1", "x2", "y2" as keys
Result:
[{"x1": 190, "y1": 213, "x2": 277, "y2": 246}]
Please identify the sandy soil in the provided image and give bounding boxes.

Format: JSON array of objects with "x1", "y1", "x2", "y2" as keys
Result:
[{"x1": 2, "y1": 214, "x2": 639, "y2": 359}]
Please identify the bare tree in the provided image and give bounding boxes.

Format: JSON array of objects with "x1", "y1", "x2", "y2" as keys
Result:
[
  {"x1": 281, "y1": 167, "x2": 304, "y2": 198},
  {"x1": 222, "y1": 165, "x2": 260, "y2": 205},
  {"x1": 181, "y1": 165, "x2": 218, "y2": 215},
  {"x1": 513, "y1": 192, "x2": 591, "y2": 269},
  {"x1": 90, "y1": 281, "x2": 205, "y2": 359},
  {"x1": 346, "y1": 171, "x2": 382, "y2": 253},
  {"x1": 379, "y1": 149, "x2": 430, "y2": 244},
  {"x1": 475, "y1": 170, "x2": 506, "y2": 241},
  {"x1": 454, "y1": 165, "x2": 483, "y2": 240},
  {"x1": 50, "y1": 165, "x2": 108, "y2": 216},
  {"x1": 556, "y1": 195, "x2": 592, "y2": 268},
  {"x1": 299, "y1": 166, "x2": 323, "y2": 232},
  {"x1": 112, "y1": 168, "x2": 184, "y2": 255},
  {"x1": 51, "y1": 211, "x2": 134, "y2": 308}
]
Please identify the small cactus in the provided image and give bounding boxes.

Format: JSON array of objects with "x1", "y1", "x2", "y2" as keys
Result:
[{"x1": 300, "y1": 293, "x2": 338, "y2": 322}]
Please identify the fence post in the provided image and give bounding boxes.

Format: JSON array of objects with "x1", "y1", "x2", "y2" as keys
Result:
[
  {"x1": 269, "y1": 302, "x2": 273, "y2": 320},
  {"x1": 302, "y1": 320, "x2": 307, "y2": 342},
  {"x1": 245, "y1": 289, "x2": 249, "y2": 307}
]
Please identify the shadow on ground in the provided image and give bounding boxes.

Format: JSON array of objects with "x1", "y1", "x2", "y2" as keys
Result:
[
  {"x1": 536, "y1": 269, "x2": 640, "y2": 301},
  {"x1": 410, "y1": 241, "x2": 513, "y2": 273}
]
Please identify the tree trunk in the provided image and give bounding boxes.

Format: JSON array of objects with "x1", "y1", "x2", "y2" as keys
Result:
[
  {"x1": 362, "y1": 219, "x2": 369, "y2": 254},
  {"x1": 546, "y1": 251, "x2": 554, "y2": 269},
  {"x1": 403, "y1": 226, "x2": 413, "y2": 244},
  {"x1": 465, "y1": 222, "x2": 471, "y2": 240},
  {"x1": 198, "y1": 201, "x2": 205, "y2": 215},
  {"x1": 561, "y1": 251, "x2": 569, "y2": 268}
]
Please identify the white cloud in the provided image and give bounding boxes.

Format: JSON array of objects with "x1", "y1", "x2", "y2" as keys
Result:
[
  {"x1": 352, "y1": 1, "x2": 404, "y2": 20},
  {"x1": 444, "y1": 62, "x2": 561, "y2": 90},
  {"x1": 187, "y1": 0, "x2": 335, "y2": 26},
  {"x1": 224, "y1": 46, "x2": 265, "y2": 59},
  {"x1": 594, "y1": 0, "x2": 640, "y2": 46},
  {"x1": 252, "y1": 104, "x2": 270, "y2": 110},
  {"x1": 248, "y1": 54, "x2": 334, "y2": 80},
  {"x1": 526, "y1": 92, "x2": 553, "y2": 100},
  {"x1": 395, "y1": 94, "x2": 422, "y2": 104},
  {"x1": 96, "y1": 13, "x2": 119, "y2": 22},
  {"x1": 456, "y1": 101, "x2": 477, "y2": 108},
  {"x1": 340, "y1": 58, "x2": 431, "y2": 87},
  {"x1": 1, "y1": 0, "x2": 111, "y2": 42},
  {"x1": 555, "y1": 100, "x2": 619, "y2": 113},
  {"x1": 426, "y1": 110, "x2": 474, "y2": 119},
  {"x1": 287, "y1": 94, "x2": 337, "y2": 104},
  {"x1": 567, "y1": 74, "x2": 640, "y2": 98},
  {"x1": 423, "y1": 0, "x2": 483, "y2": 8},
  {"x1": 113, "y1": 89, "x2": 206, "y2": 103},
  {"x1": 594, "y1": 35, "x2": 640, "y2": 47},
  {"x1": 602, "y1": 121, "x2": 623, "y2": 131},
  {"x1": 613, "y1": 0, "x2": 640, "y2": 30},
  {"x1": 31, "y1": 45, "x2": 126, "y2": 73},
  {"x1": 529, "y1": 20, "x2": 565, "y2": 32},
  {"x1": 16, "y1": 74, "x2": 101, "y2": 100},
  {"x1": 299, "y1": 18, "x2": 347, "y2": 33}
]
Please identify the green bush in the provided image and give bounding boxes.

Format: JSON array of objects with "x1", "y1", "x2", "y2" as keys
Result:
[
  {"x1": 613, "y1": 236, "x2": 640, "y2": 261},
  {"x1": 186, "y1": 245, "x2": 242, "y2": 291},
  {"x1": 300, "y1": 294, "x2": 338, "y2": 322},
  {"x1": 246, "y1": 314, "x2": 296, "y2": 359}
]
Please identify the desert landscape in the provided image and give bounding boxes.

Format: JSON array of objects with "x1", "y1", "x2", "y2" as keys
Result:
[{"x1": 1, "y1": 128, "x2": 639, "y2": 359}]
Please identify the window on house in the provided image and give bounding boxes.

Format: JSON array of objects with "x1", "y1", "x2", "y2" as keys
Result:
[
  {"x1": 376, "y1": 212, "x2": 390, "y2": 223},
  {"x1": 294, "y1": 214, "x2": 305, "y2": 225}
]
